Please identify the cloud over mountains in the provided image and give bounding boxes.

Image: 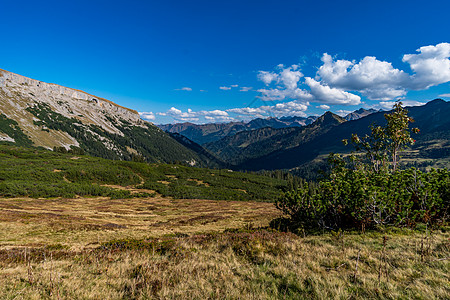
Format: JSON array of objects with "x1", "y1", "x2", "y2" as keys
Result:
[
  {"x1": 258, "y1": 43, "x2": 450, "y2": 105},
  {"x1": 145, "y1": 43, "x2": 449, "y2": 123}
]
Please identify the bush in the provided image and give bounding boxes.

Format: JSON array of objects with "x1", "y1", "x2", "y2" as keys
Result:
[{"x1": 275, "y1": 102, "x2": 449, "y2": 231}]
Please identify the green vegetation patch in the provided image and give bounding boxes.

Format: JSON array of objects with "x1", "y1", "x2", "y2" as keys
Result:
[
  {"x1": 25, "y1": 102, "x2": 215, "y2": 166},
  {"x1": 0, "y1": 114, "x2": 33, "y2": 147},
  {"x1": 0, "y1": 144, "x2": 287, "y2": 200},
  {"x1": 138, "y1": 164, "x2": 287, "y2": 201}
]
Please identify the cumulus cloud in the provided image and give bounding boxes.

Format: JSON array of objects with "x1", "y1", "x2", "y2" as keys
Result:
[
  {"x1": 159, "y1": 107, "x2": 232, "y2": 122},
  {"x1": 335, "y1": 110, "x2": 352, "y2": 117},
  {"x1": 227, "y1": 100, "x2": 308, "y2": 118},
  {"x1": 256, "y1": 43, "x2": 450, "y2": 106},
  {"x1": 279, "y1": 67, "x2": 304, "y2": 89},
  {"x1": 263, "y1": 101, "x2": 308, "y2": 117},
  {"x1": 219, "y1": 86, "x2": 232, "y2": 90},
  {"x1": 377, "y1": 100, "x2": 426, "y2": 111},
  {"x1": 403, "y1": 43, "x2": 450, "y2": 89},
  {"x1": 257, "y1": 71, "x2": 279, "y2": 85},
  {"x1": 226, "y1": 107, "x2": 266, "y2": 118},
  {"x1": 257, "y1": 64, "x2": 359, "y2": 105},
  {"x1": 317, "y1": 54, "x2": 409, "y2": 100},
  {"x1": 305, "y1": 77, "x2": 361, "y2": 105},
  {"x1": 317, "y1": 104, "x2": 330, "y2": 110},
  {"x1": 258, "y1": 66, "x2": 303, "y2": 90},
  {"x1": 175, "y1": 87, "x2": 192, "y2": 91},
  {"x1": 257, "y1": 87, "x2": 313, "y2": 102},
  {"x1": 139, "y1": 112, "x2": 156, "y2": 121}
]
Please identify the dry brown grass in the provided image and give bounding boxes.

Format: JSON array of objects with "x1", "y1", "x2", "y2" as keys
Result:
[
  {"x1": 0, "y1": 195, "x2": 280, "y2": 250},
  {"x1": 0, "y1": 195, "x2": 449, "y2": 299}
]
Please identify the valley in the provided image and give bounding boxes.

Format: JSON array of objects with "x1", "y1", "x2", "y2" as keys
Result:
[{"x1": 0, "y1": 69, "x2": 448, "y2": 299}]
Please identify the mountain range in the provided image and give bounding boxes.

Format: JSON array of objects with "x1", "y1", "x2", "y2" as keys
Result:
[
  {"x1": 203, "y1": 112, "x2": 346, "y2": 165},
  {"x1": 158, "y1": 115, "x2": 318, "y2": 144},
  {"x1": 209, "y1": 99, "x2": 450, "y2": 171},
  {"x1": 1, "y1": 68, "x2": 448, "y2": 173},
  {"x1": 158, "y1": 108, "x2": 379, "y2": 145}
]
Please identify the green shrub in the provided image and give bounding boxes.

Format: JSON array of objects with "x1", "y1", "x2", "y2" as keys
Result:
[{"x1": 276, "y1": 102, "x2": 449, "y2": 231}]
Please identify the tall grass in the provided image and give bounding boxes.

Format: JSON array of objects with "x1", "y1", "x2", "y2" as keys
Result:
[{"x1": 0, "y1": 228, "x2": 448, "y2": 299}]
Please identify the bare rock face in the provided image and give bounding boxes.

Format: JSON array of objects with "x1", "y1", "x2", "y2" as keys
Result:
[
  {"x1": 0, "y1": 68, "x2": 143, "y2": 149},
  {"x1": 0, "y1": 68, "x2": 219, "y2": 167}
]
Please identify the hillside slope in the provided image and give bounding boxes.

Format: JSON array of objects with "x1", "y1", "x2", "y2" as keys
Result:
[
  {"x1": 0, "y1": 68, "x2": 214, "y2": 166},
  {"x1": 204, "y1": 112, "x2": 346, "y2": 165},
  {"x1": 239, "y1": 99, "x2": 450, "y2": 171}
]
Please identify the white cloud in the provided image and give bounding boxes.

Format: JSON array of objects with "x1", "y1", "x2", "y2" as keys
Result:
[
  {"x1": 317, "y1": 54, "x2": 408, "y2": 100},
  {"x1": 199, "y1": 109, "x2": 229, "y2": 117},
  {"x1": 168, "y1": 107, "x2": 182, "y2": 115},
  {"x1": 279, "y1": 67, "x2": 303, "y2": 89},
  {"x1": 256, "y1": 63, "x2": 359, "y2": 105},
  {"x1": 335, "y1": 110, "x2": 352, "y2": 117},
  {"x1": 257, "y1": 71, "x2": 279, "y2": 85},
  {"x1": 317, "y1": 104, "x2": 330, "y2": 110},
  {"x1": 160, "y1": 107, "x2": 232, "y2": 123},
  {"x1": 305, "y1": 77, "x2": 361, "y2": 105},
  {"x1": 312, "y1": 43, "x2": 450, "y2": 100},
  {"x1": 258, "y1": 66, "x2": 303, "y2": 90},
  {"x1": 175, "y1": 87, "x2": 192, "y2": 91},
  {"x1": 257, "y1": 87, "x2": 313, "y2": 102},
  {"x1": 263, "y1": 101, "x2": 308, "y2": 117},
  {"x1": 226, "y1": 107, "x2": 266, "y2": 118},
  {"x1": 227, "y1": 100, "x2": 308, "y2": 118},
  {"x1": 403, "y1": 43, "x2": 450, "y2": 90},
  {"x1": 219, "y1": 86, "x2": 231, "y2": 90},
  {"x1": 231, "y1": 84, "x2": 239, "y2": 88},
  {"x1": 139, "y1": 112, "x2": 156, "y2": 121},
  {"x1": 378, "y1": 100, "x2": 426, "y2": 111},
  {"x1": 240, "y1": 86, "x2": 253, "y2": 92},
  {"x1": 439, "y1": 93, "x2": 450, "y2": 97}
]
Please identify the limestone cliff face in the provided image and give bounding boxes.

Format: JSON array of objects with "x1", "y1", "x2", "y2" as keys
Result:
[
  {"x1": 0, "y1": 68, "x2": 217, "y2": 167},
  {"x1": 0, "y1": 68, "x2": 143, "y2": 149}
]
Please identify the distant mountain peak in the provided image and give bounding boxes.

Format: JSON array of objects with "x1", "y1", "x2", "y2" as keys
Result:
[
  {"x1": 158, "y1": 114, "x2": 317, "y2": 144},
  {"x1": 344, "y1": 107, "x2": 377, "y2": 121},
  {"x1": 316, "y1": 111, "x2": 346, "y2": 125},
  {"x1": 425, "y1": 98, "x2": 446, "y2": 106}
]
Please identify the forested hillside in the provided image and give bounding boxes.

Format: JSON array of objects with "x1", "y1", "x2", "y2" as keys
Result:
[
  {"x1": 206, "y1": 99, "x2": 450, "y2": 171},
  {"x1": 0, "y1": 144, "x2": 287, "y2": 201},
  {"x1": 204, "y1": 112, "x2": 346, "y2": 166}
]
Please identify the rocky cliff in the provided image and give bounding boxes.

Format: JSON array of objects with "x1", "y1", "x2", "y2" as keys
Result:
[
  {"x1": 0, "y1": 68, "x2": 145, "y2": 148},
  {"x1": 0, "y1": 68, "x2": 218, "y2": 166}
]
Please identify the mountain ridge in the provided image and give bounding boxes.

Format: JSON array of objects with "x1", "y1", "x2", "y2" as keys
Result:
[
  {"x1": 158, "y1": 108, "x2": 380, "y2": 145},
  {"x1": 235, "y1": 99, "x2": 450, "y2": 171},
  {"x1": 0, "y1": 68, "x2": 218, "y2": 166},
  {"x1": 203, "y1": 112, "x2": 346, "y2": 165}
]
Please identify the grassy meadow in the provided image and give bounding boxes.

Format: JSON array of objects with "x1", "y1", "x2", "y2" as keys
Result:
[{"x1": 0, "y1": 145, "x2": 449, "y2": 299}]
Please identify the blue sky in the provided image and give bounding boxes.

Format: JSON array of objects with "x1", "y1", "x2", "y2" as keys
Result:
[{"x1": 1, "y1": 0, "x2": 449, "y2": 124}]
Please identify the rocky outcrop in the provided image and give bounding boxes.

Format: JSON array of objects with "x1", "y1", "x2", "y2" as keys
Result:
[
  {"x1": 0, "y1": 68, "x2": 143, "y2": 148},
  {"x1": 0, "y1": 68, "x2": 217, "y2": 167}
]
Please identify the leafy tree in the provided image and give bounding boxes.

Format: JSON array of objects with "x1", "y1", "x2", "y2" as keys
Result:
[{"x1": 343, "y1": 102, "x2": 419, "y2": 172}]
